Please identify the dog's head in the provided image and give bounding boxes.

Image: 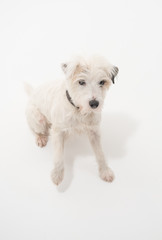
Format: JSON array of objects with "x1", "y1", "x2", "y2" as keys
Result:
[{"x1": 62, "y1": 55, "x2": 118, "y2": 115}]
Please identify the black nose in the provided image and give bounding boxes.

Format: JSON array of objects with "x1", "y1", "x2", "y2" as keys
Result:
[{"x1": 89, "y1": 100, "x2": 99, "y2": 109}]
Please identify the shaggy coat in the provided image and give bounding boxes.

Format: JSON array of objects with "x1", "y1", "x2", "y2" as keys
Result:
[{"x1": 25, "y1": 55, "x2": 118, "y2": 185}]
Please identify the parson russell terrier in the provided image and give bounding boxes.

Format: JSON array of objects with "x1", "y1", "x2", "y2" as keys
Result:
[{"x1": 25, "y1": 55, "x2": 119, "y2": 185}]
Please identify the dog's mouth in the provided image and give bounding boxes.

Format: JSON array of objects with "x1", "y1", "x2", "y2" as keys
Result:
[
  {"x1": 78, "y1": 104, "x2": 102, "y2": 115},
  {"x1": 91, "y1": 106, "x2": 102, "y2": 113}
]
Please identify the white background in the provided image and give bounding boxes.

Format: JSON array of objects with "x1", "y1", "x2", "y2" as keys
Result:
[{"x1": 0, "y1": 0, "x2": 162, "y2": 239}]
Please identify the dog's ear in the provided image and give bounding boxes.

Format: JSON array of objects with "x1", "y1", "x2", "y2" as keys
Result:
[
  {"x1": 61, "y1": 60, "x2": 83, "y2": 79},
  {"x1": 111, "y1": 66, "x2": 119, "y2": 84},
  {"x1": 61, "y1": 56, "x2": 86, "y2": 79},
  {"x1": 61, "y1": 63, "x2": 68, "y2": 74},
  {"x1": 61, "y1": 62, "x2": 77, "y2": 77}
]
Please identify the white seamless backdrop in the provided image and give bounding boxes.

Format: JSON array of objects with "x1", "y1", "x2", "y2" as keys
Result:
[{"x1": 0, "y1": 0, "x2": 162, "y2": 240}]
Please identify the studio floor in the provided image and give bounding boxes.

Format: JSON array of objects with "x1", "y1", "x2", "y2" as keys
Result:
[{"x1": 0, "y1": 0, "x2": 162, "y2": 239}]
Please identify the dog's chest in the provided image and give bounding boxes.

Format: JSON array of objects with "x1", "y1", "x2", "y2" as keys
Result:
[
  {"x1": 64, "y1": 113, "x2": 100, "y2": 133},
  {"x1": 51, "y1": 105, "x2": 101, "y2": 134}
]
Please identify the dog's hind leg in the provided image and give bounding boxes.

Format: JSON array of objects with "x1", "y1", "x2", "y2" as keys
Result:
[{"x1": 26, "y1": 104, "x2": 50, "y2": 147}]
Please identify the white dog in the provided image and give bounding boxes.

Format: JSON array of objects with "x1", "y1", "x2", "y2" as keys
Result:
[{"x1": 25, "y1": 55, "x2": 118, "y2": 185}]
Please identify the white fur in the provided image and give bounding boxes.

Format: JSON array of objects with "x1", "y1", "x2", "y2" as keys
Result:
[{"x1": 25, "y1": 55, "x2": 118, "y2": 185}]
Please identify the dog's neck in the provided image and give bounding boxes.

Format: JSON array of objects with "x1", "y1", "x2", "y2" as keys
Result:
[{"x1": 66, "y1": 90, "x2": 79, "y2": 109}]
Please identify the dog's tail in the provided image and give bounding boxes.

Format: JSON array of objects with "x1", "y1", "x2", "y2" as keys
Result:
[{"x1": 24, "y1": 82, "x2": 34, "y2": 96}]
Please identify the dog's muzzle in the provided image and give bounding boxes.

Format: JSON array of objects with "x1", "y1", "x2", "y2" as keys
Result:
[{"x1": 89, "y1": 100, "x2": 99, "y2": 109}]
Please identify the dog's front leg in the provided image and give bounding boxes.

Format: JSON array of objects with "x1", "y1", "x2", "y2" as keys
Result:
[
  {"x1": 51, "y1": 131, "x2": 65, "y2": 185},
  {"x1": 87, "y1": 129, "x2": 115, "y2": 182}
]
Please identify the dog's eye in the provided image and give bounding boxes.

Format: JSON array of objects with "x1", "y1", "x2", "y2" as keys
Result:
[
  {"x1": 99, "y1": 80, "x2": 106, "y2": 86},
  {"x1": 79, "y1": 80, "x2": 86, "y2": 86}
]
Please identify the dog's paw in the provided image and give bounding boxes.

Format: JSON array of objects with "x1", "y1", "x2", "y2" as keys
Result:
[
  {"x1": 99, "y1": 167, "x2": 115, "y2": 183},
  {"x1": 51, "y1": 168, "x2": 64, "y2": 185},
  {"x1": 36, "y1": 135, "x2": 48, "y2": 148}
]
